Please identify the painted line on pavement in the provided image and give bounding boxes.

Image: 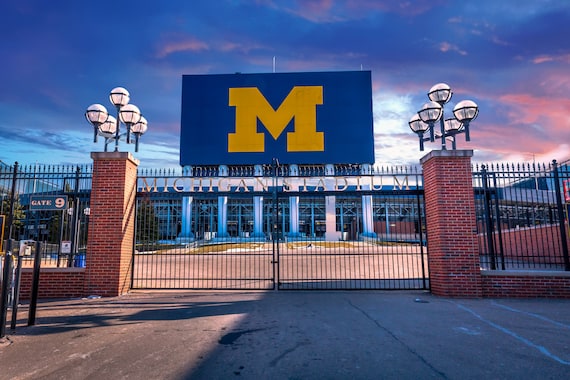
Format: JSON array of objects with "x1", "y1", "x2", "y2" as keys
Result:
[{"x1": 454, "y1": 302, "x2": 570, "y2": 366}]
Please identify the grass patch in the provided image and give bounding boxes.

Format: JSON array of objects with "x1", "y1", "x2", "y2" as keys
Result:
[
  {"x1": 286, "y1": 241, "x2": 356, "y2": 249},
  {"x1": 187, "y1": 242, "x2": 266, "y2": 254},
  {"x1": 371, "y1": 240, "x2": 421, "y2": 247}
]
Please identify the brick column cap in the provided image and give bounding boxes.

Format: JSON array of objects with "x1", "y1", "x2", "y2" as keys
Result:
[
  {"x1": 91, "y1": 151, "x2": 140, "y2": 166},
  {"x1": 420, "y1": 149, "x2": 473, "y2": 165}
]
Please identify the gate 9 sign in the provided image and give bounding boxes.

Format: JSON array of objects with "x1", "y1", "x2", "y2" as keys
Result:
[{"x1": 29, "y1": 195, "x2": 68, "y2": 211}]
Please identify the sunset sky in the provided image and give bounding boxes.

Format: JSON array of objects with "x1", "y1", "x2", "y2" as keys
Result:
[{"x1": 1, "y1": 0, "x2": 569, "y2": 169}]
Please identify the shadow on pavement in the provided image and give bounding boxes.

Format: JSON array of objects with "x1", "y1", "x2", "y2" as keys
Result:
[
  {"x1": 2, "y1": 291, "x2": 570, "y2": 379},
  {"x1": 14, "y1": 297, "x2": 258, "y2": 336}
]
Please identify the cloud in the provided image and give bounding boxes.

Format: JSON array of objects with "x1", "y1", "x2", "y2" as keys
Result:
[
  {"x1": 439, "y1": 42, "x2": 468, "y2": 56},
  {"x1": 156, "y1": 37, "x2": 209, "y2": 58},
  {"x1": 258, "y1": 0, "x2": 442, "y2": 24},
  {"x1": 257, "y1": 0, "x2": 340, "y2": 23},
  {"x1": 499, "y1": 93, "x2": 570, "y2": 132},
  {"x1": 371, "y1": 90, "x2": 421, "y2": 165},
  {"x1": 490, "y1": 35, "x2": 510, "y2": 46},
  {"x1": 219, "y1": 41, "x2": 265, "y2": 53},
  {"x1": 532, "y1": 54, "x2": 570, "y2": 65}
]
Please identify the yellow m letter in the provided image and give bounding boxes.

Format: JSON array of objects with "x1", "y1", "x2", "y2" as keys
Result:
[{"x1": 228, "y1": 86, "x2": 324, "y2": 152}]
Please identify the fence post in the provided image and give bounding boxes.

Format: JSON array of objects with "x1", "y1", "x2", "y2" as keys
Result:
[
  {"x1": 68, "y1": 166, "x2": 81, "y2": 267},
  {"x1": 420, "y1": 150, "x2": 482, "y2": 297},
  {"x1": 28, "y1": 241, "x2": 42, "y2": 326},
  {"x1": 481, "y1": 165, "x2": 497, "y2": 270},
  {"x1": 1, "y1": 162, "x2": 19, "y2": 338},
  {"x1": 552, "y1": 160, "x2": 570, "y2": 271},
  {"x1": 85, "y1": 152, "x2": 139, "y2": 297}
]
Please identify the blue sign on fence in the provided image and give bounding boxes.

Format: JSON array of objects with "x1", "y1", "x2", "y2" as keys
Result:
[
  {"x1": 29, "y1": 195, "x2": 68, "y2": 211},
  {"x1": 180, "y1": 71, "x2": 375, "y2": 166}
]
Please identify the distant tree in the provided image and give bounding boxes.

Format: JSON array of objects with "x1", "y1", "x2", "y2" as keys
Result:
[
  {"x1": 136, "y1": 200, "x2": 160, "y2": 244},
  {"x1": 1, "y1": 195, "x2": 25, "y2": 241},
  {"x1": 48, "y1": 212, "x2": 62, "y2": 243}
]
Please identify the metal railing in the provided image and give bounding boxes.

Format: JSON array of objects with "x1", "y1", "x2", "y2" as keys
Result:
[
  {"x1": 473, "y1": 160, "x2": 570, "y2": 271},
  {"x1": 133, "y1": 165, "x2": 429, "y2": 290},
  {"x1": 0, "y1": 162, "x2": 92, "y2": 267}
]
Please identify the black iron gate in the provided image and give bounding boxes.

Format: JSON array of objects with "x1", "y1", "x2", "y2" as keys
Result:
[{"x1": 132, "y1": 166, "x2": 429, "y2": 290}]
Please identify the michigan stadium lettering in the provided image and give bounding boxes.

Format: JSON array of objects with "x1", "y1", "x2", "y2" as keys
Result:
[{"x1": 139, "y1": 175, "x2": 413, "y2": 193}]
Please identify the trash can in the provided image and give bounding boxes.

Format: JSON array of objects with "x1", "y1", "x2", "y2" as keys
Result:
[{"x1": 73, "y1": 254, "x2": 86, "y2": 268}]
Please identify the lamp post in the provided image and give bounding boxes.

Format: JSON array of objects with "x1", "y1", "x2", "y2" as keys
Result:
[
  {"x1": 85, "y1": 87, "x2": 148, "y2": 152},
  {"x1": 409, "y1": 83, "x2": 478, "y2": 151}
]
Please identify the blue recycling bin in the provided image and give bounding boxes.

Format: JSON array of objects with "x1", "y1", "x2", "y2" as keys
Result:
[{"x1": 73, "y1": 254, "x2": 86, "y2": 268}]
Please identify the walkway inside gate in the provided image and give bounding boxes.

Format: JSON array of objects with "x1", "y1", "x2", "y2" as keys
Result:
[{"x1": 132, "y1": 169, "x2": 429, "y2": 290}]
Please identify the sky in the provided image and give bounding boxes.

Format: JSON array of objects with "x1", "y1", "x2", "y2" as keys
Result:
[{"x1": 0, "y1": 0, "x2": 569, "y2": 169}]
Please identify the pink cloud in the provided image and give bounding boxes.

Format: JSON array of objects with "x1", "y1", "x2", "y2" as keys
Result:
[
  {"x1": 444, "y1": 91, "x2": 570, "y2": 163},
  {"x1": 259, "y1": 0, "x2": 340, "y2": 23},
  {"x1": 468, "y1": 121, "x2": 564, "y2": 162},
  {"x1": 499, "y1": 93, "x2": 570, "y2": 129},
  {"x1": 156, "y1": 37, "x2": 209, "y2": 58},
  {"x1": 345, "y1": 0, "x2": 445, "y2": 17},
  {"x1": 533, "y1": 55, "x2": 555, "y2": 64},
  {"x1": 532, "y1": 54, "x2": 570, "y2": 64},
  {"x1": 219, "y1": 41, "x2": 265, "y2": 54},
  {"x1": 260, "y1": 0, "x2": 442, "y2": 24},
  {"x1": 439, "y1": 42, "x2": 467, "y2": 56}
]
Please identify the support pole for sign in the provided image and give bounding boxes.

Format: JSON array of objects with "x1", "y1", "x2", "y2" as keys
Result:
[
  {"x1": 28, "y1": 241, "x2": 42, "y2": 326},
  {"x1": 0, "y1": 240, "x2": 13, "y2": 338},
  {"x1": 1, "y1": 163, "x2": 18, "y2": 338},
  {"x1": 69, "y1": 167, "x2": 81, "y2": 267},
  {"x1": 10, "y1": 248, "x2": 22, "y2": 330},
  {"x1": 57, "y1": 213, "x2": 64, "y2": 267}
]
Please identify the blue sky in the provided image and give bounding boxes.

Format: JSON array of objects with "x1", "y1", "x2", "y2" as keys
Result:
[{"x1": 1, "y1": 0, "x2": 569, "y2": 168}]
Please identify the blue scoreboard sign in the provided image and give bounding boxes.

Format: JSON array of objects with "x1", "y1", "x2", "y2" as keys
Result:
[{"x1": 180, "y1": 71, "x2": 374, "y2": 166}]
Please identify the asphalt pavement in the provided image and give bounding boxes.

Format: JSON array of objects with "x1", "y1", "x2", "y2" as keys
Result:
[{"x1": 1, "y1": 290, "x2": 569, "y2": 379}]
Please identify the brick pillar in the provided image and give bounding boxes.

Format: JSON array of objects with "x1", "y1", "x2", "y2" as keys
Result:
[
  {"x1": 85, "y1": 152, "x2": 139, "y2": 297},
  {"x1": 420, "y1": 150, "x2": 482, "y2": 297}
]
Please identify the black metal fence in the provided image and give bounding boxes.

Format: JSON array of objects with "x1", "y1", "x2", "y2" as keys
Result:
[
  {"x1": 0, "y1": 162, "x2": 92, "y2": 268},
  {"x1": 2, "y1": 157, "x2": 569, "y2": 293},
  {"x1": 473, "y1": 160, "x2": 570, "y2": 271},
  {"x1": 133, "y1": 164, "x2": 429, "y2": 290}
]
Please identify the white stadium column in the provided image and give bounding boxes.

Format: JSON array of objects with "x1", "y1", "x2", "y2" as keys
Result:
[
  {"x1": 288, "y1": 196, "x2": 300, "y2": 238},
  {"x1": 179, "y1": 196, "x2": 195, "y2": 241},
  {"x1": 252, "y1": 196, "x2": 265, "y2": 238},
  {"x1": 217, "y1": 196, "x2": 229, "y2": 238}
]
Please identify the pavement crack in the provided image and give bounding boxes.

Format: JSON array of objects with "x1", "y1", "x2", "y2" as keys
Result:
[
  {"x1": 347, "y1": 299, "x2": 448, "y2": 379},
  {"x1": 269, "y1": 341, "x2": 309, "y2": 367}
]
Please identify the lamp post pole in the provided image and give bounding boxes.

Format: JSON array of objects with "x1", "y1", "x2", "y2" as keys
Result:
[
  {"x1": 409, "y1": 83, "x2": 478, "y2": 151},
  {"x1": 85, "y1": 87, "x2": 148, "y2": 153},
  {"x1": 109, "y1": 87, "x2": 130, "y2": 152}
]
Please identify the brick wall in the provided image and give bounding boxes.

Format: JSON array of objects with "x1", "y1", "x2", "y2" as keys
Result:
[
  {"x1": 482, "y1": 271, "x2": 570, "y2": 298},
  {"x1": 421, "y1": 150, "x2": 482, "y2": 297},
  {"x1": 19, "y1": 268, "x2": 85, "y2": 299},
  {"x1": 84, "y1": 152, "x2": 139, "y2": 297}
]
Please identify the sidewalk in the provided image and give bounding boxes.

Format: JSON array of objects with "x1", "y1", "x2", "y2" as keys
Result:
[{"x1": 1, "y1": 290, "x2": 569, "y2": 379}]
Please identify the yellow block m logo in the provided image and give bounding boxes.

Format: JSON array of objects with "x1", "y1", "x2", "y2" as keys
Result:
[{"x1": 228, "y1": 86, "x2": 324, "y2": 153}]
